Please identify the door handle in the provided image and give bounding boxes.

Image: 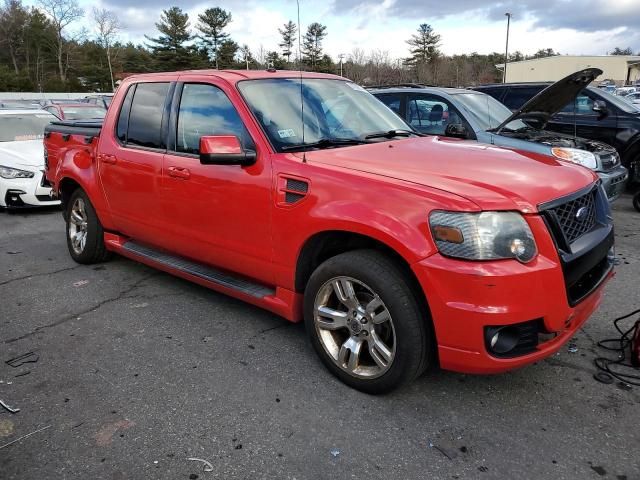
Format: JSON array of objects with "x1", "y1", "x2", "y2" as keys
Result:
[
  {"x1": 167, "y1": 166, "x2": 190, "y2": 180},
  {"x1": 99, "y1": 154, "x2": 117, "y2": 165}
]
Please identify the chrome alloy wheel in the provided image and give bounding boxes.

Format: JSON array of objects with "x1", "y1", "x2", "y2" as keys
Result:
[
  {"x1": 68, "y1": 197, "x2": 88, "y2": 255},
  {"x1": 314, "y1": 276, "x2": 396, "y2": 379}
]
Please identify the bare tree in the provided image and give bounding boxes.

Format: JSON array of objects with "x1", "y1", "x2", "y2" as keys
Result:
[
  {"x1": 38, "y1": 0, "x2": 83, "y2": 81},
  {"x1": 93, "y1": 7, "x2": 119, "y2": 91}
]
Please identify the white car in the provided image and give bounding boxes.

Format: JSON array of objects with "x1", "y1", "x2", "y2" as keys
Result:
[
  {"x1": 623, "y1": 92, "x2": 640, "y2": 106},
  {"x1": 0, "y1": 109, "x2": 61, "y2": 210}
]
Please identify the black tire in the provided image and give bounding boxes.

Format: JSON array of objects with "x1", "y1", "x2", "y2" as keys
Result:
[
  {"x1": 303, "y1": 249, "x2": 432, "y2": 394},
  {"x1": 633, "y1": 192, "x2": 640, "y2": 213},
  {"x1": 65, "y1": 188, "x2": 111, "y2": 264}
]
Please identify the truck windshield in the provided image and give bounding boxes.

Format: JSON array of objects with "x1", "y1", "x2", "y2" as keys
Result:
[
  {"x1": 238, "y1": 78, "x2": 413, "y2": 152},
  {"x1": 455, "y1": 92, "x2": 529, "y2": 132},
  {"x1": 0, "y1": 113, "x2": 56, "y2": 142}
]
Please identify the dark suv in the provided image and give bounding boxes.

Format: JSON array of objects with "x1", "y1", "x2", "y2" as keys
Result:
[{"x1": 471, "y1": 82, "x2": 640, "y2": 181}]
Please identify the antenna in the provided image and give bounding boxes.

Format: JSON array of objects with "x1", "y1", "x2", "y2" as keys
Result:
[{"x1": 296, "y1": 0, "x2": 306, "y2": 162}]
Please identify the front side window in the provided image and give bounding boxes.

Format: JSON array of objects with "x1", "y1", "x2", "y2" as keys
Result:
[
  {"x1": 407, "y1": 95, "x2": 464, "y2": 135},
  {"x1": 176, "y1": 83, "x2": 251, "y2": 154},
  {"x1": 238, "y1": 78, "x2": 411, "y2": 152},
  {"x1": 126, "y1": 82, "x2": 170, "y2": 149}
]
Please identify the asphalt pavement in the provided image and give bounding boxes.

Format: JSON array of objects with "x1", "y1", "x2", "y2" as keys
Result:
[{"x1": 1, "y1": 198, "x2": 639, "y2": 480}]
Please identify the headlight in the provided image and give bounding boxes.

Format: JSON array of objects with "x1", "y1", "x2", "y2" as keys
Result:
[
  {"x1": 0, "y1": 165, "x2": 35, "y2": 179},
  {"x1": 429, "y1": 211, "x2": 537, "y2": 263},
  {"x1": 551, "y1": 147, "x2": 597, "y2": 169}
]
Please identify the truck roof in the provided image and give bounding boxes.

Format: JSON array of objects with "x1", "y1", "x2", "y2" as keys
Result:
[{"x1": 123, "y1": 69, "x2": 345, "y2": 84}]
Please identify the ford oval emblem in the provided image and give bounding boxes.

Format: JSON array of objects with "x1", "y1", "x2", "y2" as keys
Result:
[{"x1": 575, "y1": 206, "x2": 589, "y2": 222}]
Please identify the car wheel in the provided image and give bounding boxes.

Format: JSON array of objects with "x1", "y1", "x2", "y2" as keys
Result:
[
  {"x1": 633, "y1": 192, "x2": 640, "y2": 213},
  {"x1": 304, "y1": 249, "x2": 432, "y2": 394},
  {"x1": 66, "y1": 189, "x2": 111, "y2": 264}
]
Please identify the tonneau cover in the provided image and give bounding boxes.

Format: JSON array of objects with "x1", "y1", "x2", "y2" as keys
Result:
[{"x1": 45, "y1": 119, "x2": 103, "y2": 138}]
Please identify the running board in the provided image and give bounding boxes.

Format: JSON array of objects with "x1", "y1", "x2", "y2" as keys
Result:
[{"x1": 121, "y1": 241, "x2": 275, "y2": 299}]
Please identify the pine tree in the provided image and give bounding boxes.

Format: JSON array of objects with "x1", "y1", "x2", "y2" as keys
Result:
[
  {"x1": 216, "y1": 39, "x2": 238, "y2": 69},
  {"x1": 406, "y1": 23, "x2": 440, "y2": 66},
  {"x1": 196, "y1": 7, "x2": 231, "y2": 69},
  {"x1": 146, "y1": 7, "x2": 198, "y2": 71},
  {"x1": 302, "y1": 22, "x2": 326, "y2": 69},
  {"x1": 278, "y1": 20, "x2": 297, "y2": 63}
]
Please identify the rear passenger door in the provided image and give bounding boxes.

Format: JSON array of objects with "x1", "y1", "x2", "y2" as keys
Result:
[
  {"x1": 97, "y1": 80, "x2": 173, "y2": 247},
  {"x1": 160, "y1": 80, "x2": 274, "y2": 284}
]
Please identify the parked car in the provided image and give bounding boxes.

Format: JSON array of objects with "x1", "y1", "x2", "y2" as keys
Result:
[
  {"x1": 0, "y1": 109, "x2": 60, "y2": 209},
  {"x1": 615, "y1": 86, "x2": 637, "y2": 97},
  {"x1": 0, "y1": 100, "x2": 42, "y2": 109},
  {"x1": 82, "y1": 94, "x2": 113, "y2": 109},
  {"x1": 371, "y1": 69, "x2": 628, "y2": 201},
  {"x1": 471, "y1": 75, "x2": 640, "y2": 183},
  {"x1": 623, "y1": 92, "x2": 640, "y2": 105},
  {"x1": 43, "y1": 103, "x2": 107, "y2": 121},
  {"x1": 45, "y1": 70, "x2": 614, "y2": 393}
]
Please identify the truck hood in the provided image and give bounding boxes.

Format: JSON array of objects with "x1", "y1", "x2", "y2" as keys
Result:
[
  {"x1": 304, "y1": 136, "x2": 596, "y2": 212},
  {"x1": 495, "y1": 68, "x2": 603, "y2": 132},
  {"x1": 0, "y1": 140, "x2": 45, "y2": 168}
]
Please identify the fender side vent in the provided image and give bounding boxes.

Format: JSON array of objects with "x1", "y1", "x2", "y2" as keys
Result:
[{"x1": 286, "y1": 178, "x2": 308, "y2": 193}]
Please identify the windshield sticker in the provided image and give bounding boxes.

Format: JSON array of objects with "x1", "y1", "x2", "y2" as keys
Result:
[
  {"x1": 278, "y1": 129, "x2": 296, "y2": 139},
  {"x1": 345, "y1": 82, "x2": 366, "y2": 92}
]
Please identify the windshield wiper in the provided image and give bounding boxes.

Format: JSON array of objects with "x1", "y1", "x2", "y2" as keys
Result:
[
  {"x1": 281, "y1": 138, "x2": 368, "y2": 152},
  {"x1": 364, "y1": 129, "x2": 422, "y2": 140}
]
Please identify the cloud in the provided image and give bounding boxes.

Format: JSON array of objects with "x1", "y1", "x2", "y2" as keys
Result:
[{"x1": 334, "y1": 0, "x2": 640, "y2": 33}]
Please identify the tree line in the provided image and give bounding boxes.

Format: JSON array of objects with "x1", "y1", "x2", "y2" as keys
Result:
[{"x1": 0, "y1": 0, "x2": 637, "y2": 92}]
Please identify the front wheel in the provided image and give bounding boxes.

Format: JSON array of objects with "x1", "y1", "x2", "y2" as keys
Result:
[
  {"x1": 304, "y1": 250, "x2": 432, "y2": 394},
  {"x1": 65, "y1": 189, "x2": 111, "y2": 264}
]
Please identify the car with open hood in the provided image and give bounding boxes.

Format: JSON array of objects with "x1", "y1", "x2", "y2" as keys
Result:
[
  {"x1": 371, "y1": 69, "x2": 628, "y2": 201},
  {"x1": 0, "y1": 109, "x2": 60, "y2": 209},
  {"x1": 472, "y1": 71, "x2": 640, "y2": 185}
]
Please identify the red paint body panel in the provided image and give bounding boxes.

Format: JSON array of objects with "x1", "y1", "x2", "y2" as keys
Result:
[{"x1": 45, "y1": 69, "x2": 612, "y2": 375}]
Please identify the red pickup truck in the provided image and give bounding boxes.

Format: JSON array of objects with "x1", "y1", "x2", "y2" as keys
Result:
[{"x1": 44, "y1": 70, "x2": 614, "y2": 393}]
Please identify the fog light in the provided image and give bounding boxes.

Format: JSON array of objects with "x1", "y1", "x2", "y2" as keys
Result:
[{"x1": 486, "y1": 326, "x2": 520, "y2": 354}]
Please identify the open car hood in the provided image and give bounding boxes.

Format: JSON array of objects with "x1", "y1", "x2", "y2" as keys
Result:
[{"x1": 495, "y1": 68, "x2": 603, "y2": 132}]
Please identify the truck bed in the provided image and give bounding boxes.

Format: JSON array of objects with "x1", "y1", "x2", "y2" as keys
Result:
[{"x1": 44, "y1": 119, "x2": 103, "y2": 139}]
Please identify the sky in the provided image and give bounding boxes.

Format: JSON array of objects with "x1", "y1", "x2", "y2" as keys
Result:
[{"x1": 30, "y1": 0, "x2": 640, "y2": 60}]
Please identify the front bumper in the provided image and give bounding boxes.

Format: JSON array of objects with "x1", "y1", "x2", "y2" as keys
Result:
[
  {"x1": 597, "y1": 165, "x2": 628, "y2": 202},
  {"x1": 0, "y1": 171, "x2": 61, "y2": 209},
  {"x1": 412, "y1": 214, "x2": 613, "y2": 374}
]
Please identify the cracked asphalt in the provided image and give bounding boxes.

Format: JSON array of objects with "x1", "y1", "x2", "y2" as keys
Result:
[{"x1": 1, "y1": 198, "x2": 639, "y2": 480}]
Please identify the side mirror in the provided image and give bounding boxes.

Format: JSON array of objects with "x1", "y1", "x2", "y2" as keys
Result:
[
  {"x1": 199, "y1": 135, "x2": 256, "y2": 166},
  {"x1": 592, "y1": 100, "x2": 608, "y2": 117},
  {"x1": 444, "y1": 123, "x2": 469, "y2": 139}
]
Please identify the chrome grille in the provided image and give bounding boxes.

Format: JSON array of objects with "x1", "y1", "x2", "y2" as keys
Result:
[{"x1": 549, "y1": 189, "x2": 597, "y2": 244}]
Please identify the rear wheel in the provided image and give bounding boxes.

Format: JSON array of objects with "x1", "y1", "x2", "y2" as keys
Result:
[
  {"x1": 65, "y1": 189, "x2": 111, "y2": 264},
  {"x1": 304, "y1": 250, "x2": 431, "y2": 394}
]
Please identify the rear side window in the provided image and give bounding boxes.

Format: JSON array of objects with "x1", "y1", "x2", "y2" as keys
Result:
[
  {"x1": 176, "y1": 83, "x2": 251, "y2": 154},
  {"x1": 126, "y1": 82, "x2": 170, "y2": 149},
  {"x1": 376, "y1": 93, "x2": 403, "y2": 116},
  {"x1": 116, "y1": 85, "x2": 135, "y2": 142},
  {"x1": 502, "y1": 87, "x2": 544, "y2": 110}
]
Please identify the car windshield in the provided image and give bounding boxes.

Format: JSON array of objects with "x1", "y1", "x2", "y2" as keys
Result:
[
  {"x1": 0, "y1": 113, "x2": 56, "y2": 142},
  {"x1": 454, "y1": 92, "x2": 529, "y2": 132},
  {"x1": 238, "y1": 78, "x2": 412, "y2": 152},
  {"x1": 591, "y1": 87, "x2": 640, "y2": 114},
  {"x1": 62, "y1": 107, "x2": 106, "y2": 120}
]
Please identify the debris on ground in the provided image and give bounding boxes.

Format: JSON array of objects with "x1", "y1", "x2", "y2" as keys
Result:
[
  {"x1": 0, "y1": 399, "x2": 20, "y2": 414},
  {"x1": 187, "y1": 457, "x2": 214, "y2": 472},
  {"x1": 330, "y1": 448, "x2": 340, "y2": 458},
  {"x1": 73, "y1": 280, "x2": 89, "y2": 287},
  {"x1": 5, "y1": 352, "x2": 39, "y2": 368},
  {"x1": 568, "y1": 344, "x2": 578, "y2": 353},
  {"x1": 0, "y1": 425, "x2": 52, "y2": 450},
  {"x1": 593, "y1": 372, "x2": 615, "y2": 384}
]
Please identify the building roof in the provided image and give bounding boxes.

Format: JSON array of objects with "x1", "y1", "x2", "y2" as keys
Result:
[{"x1": 496, "y1": 55, "x2": 640, "y2": 70}]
